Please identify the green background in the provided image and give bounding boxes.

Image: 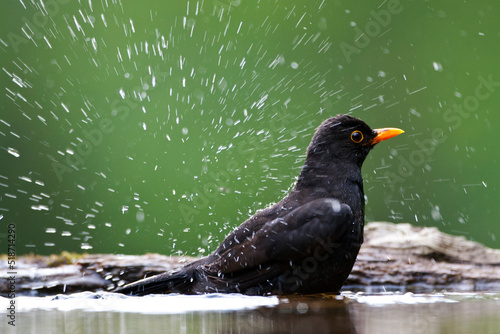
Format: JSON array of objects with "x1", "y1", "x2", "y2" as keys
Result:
[{"x1": 1, "y1": 0, "x2": 498, "y2": 256}]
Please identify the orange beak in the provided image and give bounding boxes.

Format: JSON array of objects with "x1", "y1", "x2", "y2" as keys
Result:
[{"x1": 368, "y1": 127, "x2": 404, "y2": 145}]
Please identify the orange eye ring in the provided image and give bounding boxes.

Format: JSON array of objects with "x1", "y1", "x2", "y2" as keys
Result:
[{"x1": 351, "y1": 130, "x2": 363, "y2": 143}]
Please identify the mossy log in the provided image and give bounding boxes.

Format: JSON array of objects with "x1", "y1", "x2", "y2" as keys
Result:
[{"x1": 1, "y1": 222, "x2": 499, "y2": 296}]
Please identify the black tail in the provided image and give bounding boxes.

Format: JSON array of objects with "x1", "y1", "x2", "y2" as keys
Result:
[{"x1": 113, "y1": 269, "x2": 195, "y2": 296}]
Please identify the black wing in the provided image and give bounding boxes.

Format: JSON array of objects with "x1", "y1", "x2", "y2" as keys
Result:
[{"x1": 203, "y1": 198, "x2": 353, "y2": 285}]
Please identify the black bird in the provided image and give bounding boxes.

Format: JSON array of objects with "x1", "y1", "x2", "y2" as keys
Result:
[{"x1": 114, "y1": 114, "x2": 403, "y2": 296}]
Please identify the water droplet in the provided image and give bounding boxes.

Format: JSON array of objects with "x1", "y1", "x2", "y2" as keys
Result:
[
  {"x1": 296, "y1": 302, "x2": 309, "y2": 314},
  {"x1": 7, "y1": 148, "x2": 20, "y2": 158},
  {"x1": 432, "y1": 62, "x2": 443, "y2": 72},
  {"x1": 136, "y1": 211, "x2": 145, "y2": 223},
  {"x1": 330, "y1": 199, "x2": 341, "y2": 213},
  {"x1": 431, "y1": 206, "x2": 442, "y2": 221}
]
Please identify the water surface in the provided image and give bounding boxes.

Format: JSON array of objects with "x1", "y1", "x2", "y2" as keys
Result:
[{"x1": 2, "y1": 291, "x2": 499, "y2": 333}]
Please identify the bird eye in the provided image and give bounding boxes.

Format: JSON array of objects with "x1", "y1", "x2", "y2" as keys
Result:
[{"x1": 351, "y1": 131, "x2": 363, "y2": 143}]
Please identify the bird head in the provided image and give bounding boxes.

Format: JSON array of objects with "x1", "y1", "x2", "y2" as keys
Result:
[{"x1": 307, "y1": 114, "x2": 404, "y2": 167}]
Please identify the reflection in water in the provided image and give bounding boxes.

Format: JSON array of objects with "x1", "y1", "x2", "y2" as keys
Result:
[
  {"x1": 228, "y1": 297, "x2": 356, "y2": 334},
  {"x1": 13, "y1": 307, "x2": 355, "y2": 334},
  {"x1": 349, "y1": 294, "x2": 500, "y2": 334},
  {"x1": 8, "y1": 294, "x2": 356, "y2": 334},
  {"x1": 3, "y1": 292, "x2": 500, "y2": 334}
]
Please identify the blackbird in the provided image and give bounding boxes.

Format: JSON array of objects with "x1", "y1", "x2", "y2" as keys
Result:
[{"x1": 114, "y1": 114, "x2": 403, "y2": 296}]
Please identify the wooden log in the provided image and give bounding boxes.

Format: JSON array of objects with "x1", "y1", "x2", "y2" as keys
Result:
[
  {"x1": 345, "y1": 222, "x2": 500, "y2": 291},
  {"x1": 1, "y1": 222, "x2": 499, "y2": 296}
]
